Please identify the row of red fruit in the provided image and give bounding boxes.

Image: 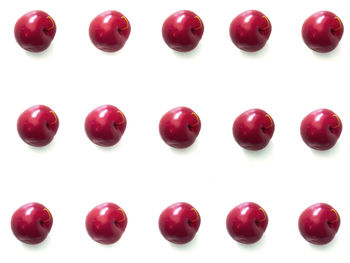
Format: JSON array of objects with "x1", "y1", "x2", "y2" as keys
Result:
[
  {"x1": 18, "y1": 105, "x2": 342, "y2": 151},
  {"x1": 15, "y1": 10, "x2": 343, "y2": 53},
  {"x1": 11, "y1": 202, "x2": 339, "y2": 246}
]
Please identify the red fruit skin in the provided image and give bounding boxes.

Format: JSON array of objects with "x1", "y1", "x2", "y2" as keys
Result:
[
  {"x1": 302, "y1": 11, "x2": 344, "y2": 53},
  {"x1": 299, "y1": 203, "x2": 340, "y2": 245},
  {"x1": 86, "y1": 203, "x2": 127, "y2": 245},
  {"x1": 159, "y1": 106, "x2": 201, "y2": 149},
  {"x1": 162, "y1": 10, "x2": 204, "y2": 52},
  {"x1": 89, "y1": 10, "x2": 131, "y2": 52},
  {"x1": 14, "y1": 10, "x2": 56, "y2": 52},
  {"x1": 17, "y1": 105, "x2": 59, "y2": 147},
  {"x1": 300, "y1": 109, "x2": 342, "y2": 150},
  {"x1": 233, "y1": 109, "x2": 274, "y2": 150},
  {"x1": 229, "y1": 10, "x2": 271, "y2": 52},
  {"x1": 159, "y1": 202, "x2": 201, "y2": 244},
  {"x1": 226, "y1": 202, "x2": 268, "y2": 244},
  {"x1": 85, "y1": 105, "x2": 127, "y2": 147},
  {"x1": 11, "y1": 203, "x2": 53, "y2": 244}
]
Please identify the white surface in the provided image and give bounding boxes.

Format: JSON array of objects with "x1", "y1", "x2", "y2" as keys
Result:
[{"x1": 0, "y1": 0, "x2": 348, "y2": 262}]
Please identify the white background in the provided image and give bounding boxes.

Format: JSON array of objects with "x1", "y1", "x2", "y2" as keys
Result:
[{"x1": 0, "y1": 0, "x2": 348, "y2": 262}]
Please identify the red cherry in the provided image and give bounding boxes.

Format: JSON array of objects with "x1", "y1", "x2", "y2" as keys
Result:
[
  {"x1": 302, "y1": 11, "x2": 344, "y2": 53},
  {"x1": 86, "y1": 203, "x2": 127, "y2": 245},
  {"x1": 299, "y1": 203, "x2": 340, "y2": 245},
  {"x1": 162, "y1": 10, "x2": 204, "y2": 52},
  {"x1": 159, "y1": 106, "x2": 201, "y2": 149},
  {"x1": 229, "y1": 10, "x2": 272, "y2": 52},
  {"x1": 300, "y1": 109, "x2": 342, "y2": 150},
  {"x1": 89, "y1": 10, "x2": 131, "y2": 52},
  {"x1": 233, "y1": 109, "x2": 275, "y2": 150},
  {"x1": 11, "y1": 203, "x2": 53, "y2": 244},
  {"x1": 17, "y1": 105, "x2": 59, "y2": 147},
  {"x1": 14, "y1": 10, "x2": 56, "y2": 52},
  {"x1": 159, "y1": 202, "x2": 201, "y2": 244},
  {"x1": 226, "y1": 202, "x2": 268, "y2": 244},
  {"x1": 85, "y1": 105, "x2": 127, "y2": 147}
]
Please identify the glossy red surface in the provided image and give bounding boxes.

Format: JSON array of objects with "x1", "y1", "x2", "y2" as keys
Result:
[
  {"x1": 226, "y1": 202, "x2": 268, "y2": 244},
  {"x1": 159, "y1": 106, "x2": 201, "y2": 149},
  {"x1": 159, "y1": 202, "x2": 200, "y2": 244},
  {"x1": 14, "y1": 10, "x2": 56, "y2": 52},
  {"x1": 86, "y1": 203, "x2": 127, "y2": 245},
  {"x1": 233, "y1": 109, "x2": 274, "y2": 150},
  {"x1": 89, "y1": 10, "x2": 131, "y2": 52},
  {"x1": 300, "y1": 109, "x2": 342, "y2": 150},
  {"x1": 11, "y1": 203, "x2": 53, "y2": 244},
  {"x1": 162, "y1": 10, "x2": 204, "y2": 52},
  {"x1": 85, "y1": 105, "x2": 127, "y2": 147},
  {"x1": 17, "y1": 105, "x2": 59, "y2": 147},
  {"x1": 229, "y1": 10, "x2": 271, "y2": 52},
  {"x1": 302, "y1": 11, "x2": 343, "y2": 53},
  {"x1": 299, "y1": 203, "x2": 340, "y2": 245}
]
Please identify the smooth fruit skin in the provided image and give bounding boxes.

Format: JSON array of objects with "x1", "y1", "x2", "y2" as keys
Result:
[
  {"x1": 300, "y1": 109, "x2": 342, "y2": 150},
  {"x1": 159, "y1": 202, "x2": 200, "y2": 244},
  {"x1": 14, "y1": 10, "x2": 56, "y2": 52},
  {"x1": 17, "y1": 105, "x2": 59, "y2": 147},
  {"x1": 302, "y1": 11, "x2": 344, "y2": 53},
  {"x1": 226, "y1": 202, "x2": 268, "y2": 244},
  {"x1": 89, "y1": 10, "x2": 131, "y2": 52},
  {"x1": 233, "y1": 109, "x2": 274, "y2": 150},
  {"x1": 162, "y1": 10, "x2": 204, "y2": 52},
  {"x1": 86, "y1": 203, "x2": 127, "y2": 245},
  {"x1": 11, "y1": 203, "x2": 53, "y2": 244},
  {"x1": 299, "y1": 203, "x2": 340, "y2": 245},
  {"x1": 229, "y1": 10, "x2": 271, "y2": 52},
  {"x1": 159, "y1": 106, "x2": 201, "y2": 149},
  {"x1": 85, "y1": 105, "x2": 127, "y2": 147}
]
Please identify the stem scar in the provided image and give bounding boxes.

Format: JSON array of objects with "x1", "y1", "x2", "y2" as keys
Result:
[
  {"x1": 116, "y1": 111, "x2": 126, "y2": 125},
  {"x1": 193, "y1": 16, "x2": 203, "y2": 31},
  {"x1": 191, "y1": 207, "x2": 200, "y2": 223},
  {"x1": 264, "y1": 114, "x2": 274, "y2": 129},
  {"x1": 332, "y1": 114, "x2": 341, "y2": 129},
  {"x1": 46, "y1": 16, "x2": 55, "y2": 31},
  {"x1": 329, "y1": 209, "x2": 339, "y2": 224},
  {"x1": 257, "y1": 207, "x2": 267, "y2": 223},
  {"x1": 190, "y1": 112, "x2": 200, "y2": 128},
  {"x1": 120, "y1": 16, "x2": 129, "y2": 31},
  {"x1": 42, "y1": 208, "x2": 52, "y2": 223},
  {"x1": 260, "y1": 16, "x2": 271, "y2": 31},
  {"x1": 117, "y1": 208, "x2": 127, "y2": 223},
  {"x1": 333, "y1": 17, "x2": 343, "y2": 32},
  {"x1": 49, "y1": 111, "x2": 58, "y2": 126}
]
